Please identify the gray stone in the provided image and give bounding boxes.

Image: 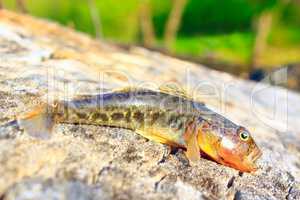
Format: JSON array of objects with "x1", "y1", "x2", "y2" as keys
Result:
[
  {"x1": 3, "y1": 178, "x2": 110, "y2": 200},
  {"x1": 0, "y1": 10, "x2": 299, "y2": 200}
]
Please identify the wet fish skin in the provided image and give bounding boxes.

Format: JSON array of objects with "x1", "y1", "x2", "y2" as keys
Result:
[{"x1": 9, "y1": 88, "x2": 262, "y2": 172}]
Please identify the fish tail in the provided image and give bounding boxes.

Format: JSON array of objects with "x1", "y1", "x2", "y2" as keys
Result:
[{"x1": 16, "y1": 105, "x2": 55, "y2": 139}]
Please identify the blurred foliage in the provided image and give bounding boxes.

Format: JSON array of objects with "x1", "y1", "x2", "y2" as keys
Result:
[
  {"x1": 3, "y1": 0, "x2": 141, "y2": 42},
  {"x1": 154, "y1": 0, "x2": 253, "y2": 36},
  {"x1": 172, "y1": 32, "x2": 254, "y2": 65},
  {"x1": 2, "y1": 0, "x2": 300, "y2": 74}
]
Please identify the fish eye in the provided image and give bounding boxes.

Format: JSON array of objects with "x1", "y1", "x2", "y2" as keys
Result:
[{"x1": 239, "y1": 131, "x2": 249, "y2": 141}]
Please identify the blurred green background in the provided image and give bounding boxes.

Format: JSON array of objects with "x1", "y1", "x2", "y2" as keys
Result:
[{"x1": 1, "y1": 0, "x2": 300, "y2": 87}]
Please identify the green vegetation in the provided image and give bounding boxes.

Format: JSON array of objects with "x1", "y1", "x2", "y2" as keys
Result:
[
  {"x1": 3, "y1": 0, "x2": 141, "y2": 42},
  {"x1": 173, "y1": 32, "x2": 254, "y2": 65},
  {"x1": 2, "y1": 0, "x2": 300, "y2": 73}
]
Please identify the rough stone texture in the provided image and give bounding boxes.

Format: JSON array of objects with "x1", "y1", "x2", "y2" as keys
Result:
[{"x1": 0, "y1": 10, "x2": 299, "y2": 200}]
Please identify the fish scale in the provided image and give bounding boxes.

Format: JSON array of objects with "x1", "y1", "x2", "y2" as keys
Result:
[
  {"x1": 54, "y1": 89, "x2": 230, "y2": 143},
  {"x1": 55, "y1": 91, "x2": 195, "y2": 146}
]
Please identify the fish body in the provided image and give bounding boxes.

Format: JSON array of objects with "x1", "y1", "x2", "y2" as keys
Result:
[
  {"x1": 14, "y1": 88, "x2": 262, "y2": 172},
  {"x1": 56, "y1": 89, "x2": 203, "y2": 147}
]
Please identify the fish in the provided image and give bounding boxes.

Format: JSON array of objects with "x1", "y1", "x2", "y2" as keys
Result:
[{"x1": 3, "y1": 87, "x2": 262, "y2": 172}]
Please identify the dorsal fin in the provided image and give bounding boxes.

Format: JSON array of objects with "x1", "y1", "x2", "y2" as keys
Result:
[
  {"x1": 159, "y1": 84, "x2": 205, "y2": 105},
  {"x1": 158, "y1": 83, "x2": 190, "y2": 98},
  {"x1": 111, "y1": 85, "x2": 189, "y2": 97},
  {"x1": 112, "y1": 86, "x2": 138, "y2": 93},
  {"x1": 111, "y1": 85, "x2": 205, "y2": 105}
]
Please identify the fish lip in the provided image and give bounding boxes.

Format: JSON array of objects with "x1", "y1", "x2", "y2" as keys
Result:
[
  {"x1": 251, "y1": 148, "x2": 262, "y2": 162},
  {"x1": 239, "y1": 149, "x2": 262, "y2": 172},
  {"x1": 247, "y1": 148, "x2": 262, "y2": 171}
]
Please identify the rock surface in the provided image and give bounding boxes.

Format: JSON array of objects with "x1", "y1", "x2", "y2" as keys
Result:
[{"x1": 0, "y1": 10, "x2": 299, "y2": 200}]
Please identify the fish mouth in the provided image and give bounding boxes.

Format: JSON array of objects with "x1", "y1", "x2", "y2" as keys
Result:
[
  {"x1": 249, "y1": 148, "x2": 262, "y2": 163},
  {"x1": 246, "y1": 148, "x2": 262, "y2": 171}
]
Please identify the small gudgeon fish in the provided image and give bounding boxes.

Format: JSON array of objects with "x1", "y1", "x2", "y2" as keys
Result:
[{"x1": 5, "y1": 87, "x2": 262, "y2": 172}]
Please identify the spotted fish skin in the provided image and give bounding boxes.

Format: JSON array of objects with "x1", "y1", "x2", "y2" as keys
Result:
[
  {"x1": 11, "y1": 88, "x2": 262, "y2": 172},
  {"x1": 54, "y1": 88, "x2": 235, "y2": 147}
]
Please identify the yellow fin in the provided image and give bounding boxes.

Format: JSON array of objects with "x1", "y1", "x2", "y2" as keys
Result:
[
  {"x1": 183, "y1": 122, "x2": 201, "y2": 164},
  {"x1": 197, "y1": 128, "x2": 220, "y2": 161},
  {"x1": 135, "y1": 129, "x2": 183, "y2": 148},
  {"x1": 185, "y1": 134, "x2": 201, "y2": 163}
]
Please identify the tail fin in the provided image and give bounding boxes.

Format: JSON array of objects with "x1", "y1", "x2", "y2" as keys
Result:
[{"x1": 16, "y1": 105, "x2": 55, "y2": 139}]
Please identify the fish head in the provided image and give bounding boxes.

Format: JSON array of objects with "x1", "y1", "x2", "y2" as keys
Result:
[
  {"x1": 197, "y1": 119, "x2": 262, "y2": 172},
  {"x1": 217, "y1": 126, "x2": 262, "y2": 172}
]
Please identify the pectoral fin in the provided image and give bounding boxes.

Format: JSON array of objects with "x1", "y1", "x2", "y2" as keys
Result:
[{"x1": 184, "y1": 122, "x2": 201, "y2": 164}]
